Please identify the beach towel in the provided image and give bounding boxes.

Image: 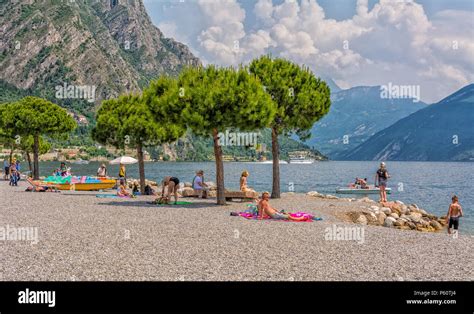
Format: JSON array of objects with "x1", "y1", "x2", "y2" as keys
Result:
[
  {"x1": 233, "y1": 204, "x2": 321, "y2": 222},
  {"x1": 149, "y1": 201, "x2": 193, "y2": 205},
  {"x1": 96, "y1": 194, "x2": 133, "y2": 199}
]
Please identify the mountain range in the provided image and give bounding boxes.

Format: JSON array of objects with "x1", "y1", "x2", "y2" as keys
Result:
[
  {"x1": 343, "y1": 84, "x2": 474, "y2": 161},
  {"x1": 304, "y1": 85, "x2": 427, "y2": 159}
]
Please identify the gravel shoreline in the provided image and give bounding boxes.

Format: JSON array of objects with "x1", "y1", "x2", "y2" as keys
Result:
[{"x1": 0, "y1": 181, "x2": 472, "y2": 281}]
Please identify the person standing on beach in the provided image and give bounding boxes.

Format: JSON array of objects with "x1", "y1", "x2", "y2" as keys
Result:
[
  {"x1": 118, "y1": 163, "x2": 126, "y2": 184},
  {"x1": 161, "y1": 176, "x2": 180, "y2": 204},
  {"x1": 446, "y1": 195, "x2": 463, "y2": 236},
  {"x1": 375, "y1": 162, "x2": 390, "y2": 203},
  {"x1": 4, "y1": 158, "x2": 10, "y2": 180},
  {"x1": 97, "y1": 163, "x2": 107, "y2": 178}
]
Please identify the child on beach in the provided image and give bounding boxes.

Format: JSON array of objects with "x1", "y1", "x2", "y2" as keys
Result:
[
  {"x1": 117, "y1": 179, "x2": 133, "y2": 198},
  {"x1": 446, "y1": 195, "x2": 463, "y2": 235}
]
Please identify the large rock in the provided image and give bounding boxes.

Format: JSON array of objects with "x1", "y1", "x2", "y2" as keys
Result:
[
  {"x1": 370, "y1": 205, "x2": 380, "y2": 211},
  {"x1": 358, "y1": 197, "x2": 375, "y2": 203},
  {"x1": 365, "y1": 212, "x2": 378, "y2": 224},
  {"x1": 419, "y1": 209, "x2": 428, "y2": 216},
  {"x1": 325, "y1": 194, "x2": 338, "y2": 199},
  {"x1": 355, "y1": 213, "x2": 368, "y2": 225},
  {"x1": 430, "y1": 220, "x2": 443, "y2": 231},
  {"x1": 400, "y1": 205, "x2": 409, "y2": 215},
  {"x1": 419, "y1": 219, "x2": 430, "y2": 228},
  {"x1": 406, "y1": 221, "x2": 416, "y2": 229},
  {"x1": 390, "y1": 203, "x2": 402, "y2": 215},
  {"x1": 394, "y1": 219, "x2": 405, "y2": 227},
  {"x1": 181, "y1": 187, "x2": 195, "y2": 197},
  {"x1": 184, "y1": 182, "x2": 192, "y2": 188},
  {"x1": 390, "y1": 213, "x2": 400, "y2": 219},
  {"x1": 400, "y1": 214, "x2": 411, "y2": 221},
  {"x1": 395, "y1": 200, "x2": 405, "y2": 205},
  {"x1": 408, "y1": 212, "x2": 422, "y2": 223},
  {"x1": 384, "y1": 217, "x2": 396, "y2": 227},
  {"x1": 381, "y1": 207, "x2": 392, "y2": 215},
  {"x1": 376, "y1": 212, "x2": 387, "y2": 225}
]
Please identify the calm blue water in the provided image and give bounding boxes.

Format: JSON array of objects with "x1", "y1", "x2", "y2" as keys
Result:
[{"x1": 35, "y1": 161, "x2": 474, "y2": 233}]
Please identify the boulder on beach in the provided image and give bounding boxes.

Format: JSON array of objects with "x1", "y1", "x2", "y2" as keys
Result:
[
  {"x1": 365, "y1": 212, "x2": 378, "y2": 224},
  {"x1": 408, "y1": 212, "x2": 422, "y2": 223},
  {"x1": 376, "y1": 212, "x2": 387, "y2": 225},
  {"x1": 358, "y1": 197, "x2": 374, "y2": 203},
  {"x1": 181, "y1": 187, "x2": 195, "y2": 197},
  {"x1": 325, "y1": 194, "x2": 338, "y2": 199},
  {"x1": 394, "y1": 219, "x2": 405, "y2": 227},
  {"x1": 390, "y1": 213, "x2": 400, "y2": 219},
  {"x1": 406, "y1": 221, "x2": 416, "y2": 229},
  {"x1": 184, "y1": 182, "x2": 192, "y2": 188},
  {"x1": 384, "y1": 217, "x2": 396, "y2": 227},
  {"x1": 307, "y1": 191, "x2": 321, "y2": 197},
  {"x1": 381, "y1": 207, "x2": 391, "y2": 215},
  {"x1": 370, "y1": 205, "x2": 380, "y2": 211},
  {"x1": 355, "y1": 214, "x2": 368, "y2": 225},
  {"x1": 430, "y1": 220, "x2": 443, "y2": 231}
]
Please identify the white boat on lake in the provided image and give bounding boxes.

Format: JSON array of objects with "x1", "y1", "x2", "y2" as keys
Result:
[{"x1": 288, "y1": 156, "x2": 315, "y2": 164}]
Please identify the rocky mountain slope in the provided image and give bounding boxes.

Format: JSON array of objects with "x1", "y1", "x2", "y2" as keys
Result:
[
  {"x1": 343, "y1": 84, "x2": 474, "y2": 161},
  {"x1": 0, "y1": 0, "x2": 200, "y2": 103},
  {"x1": 304, "y1": 86, "x2": 426, "y2": 159}
]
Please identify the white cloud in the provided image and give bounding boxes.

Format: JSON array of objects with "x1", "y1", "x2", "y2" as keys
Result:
[{"x1": 151, "y1": 0, "x2": 474, "y2": 102}]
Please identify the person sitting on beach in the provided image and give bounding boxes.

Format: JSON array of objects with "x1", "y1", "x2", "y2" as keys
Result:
[
  {"x1": 117, "y1": 179, "x2": 132, "y2": 198},
  {"x1": 257, "y1": 192, "x2": 305, "y2": 221},
  {"x1": 240, "y1": 171, "x2": 255, "y2": 193},
  {"x1": 97, "y1": 164, "x2": 107, "y2": 178},
  {"x1": 446, "y1": 195, "x2": 463, "y2": 235},
  {"x1": 161, "y1": 176, "x2": 180, "y2": 204},
  {"x1": 3, "y1": 158, "x2": 10, "y2": 180},
  {"x1": 192, "y1": 170, "x2": 209, "y2": 198}
]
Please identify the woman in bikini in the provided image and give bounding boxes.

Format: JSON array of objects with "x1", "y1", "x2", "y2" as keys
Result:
[
  {"x1": 161, "y1": 176, "x2": 180, "y2": 204},
  {"x1": 240, "y1": 170, "x2": 255, "y2": 193}
]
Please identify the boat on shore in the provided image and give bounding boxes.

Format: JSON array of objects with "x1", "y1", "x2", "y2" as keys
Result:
[
  {"x1": 336, "y1": 186, "x2": 392, "y2": 194},
  {"x1": 42, "y1": 175, "x2": 116, "y2": 191}
]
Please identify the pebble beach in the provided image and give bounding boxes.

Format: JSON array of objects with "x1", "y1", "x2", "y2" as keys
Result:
[{"x1": 0, "y1": 181, "x2": 473, "y2": 281}]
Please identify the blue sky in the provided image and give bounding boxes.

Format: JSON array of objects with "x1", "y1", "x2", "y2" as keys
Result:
[{"x1": 143, "y1": 0, "x2": 474, "y2": 102}]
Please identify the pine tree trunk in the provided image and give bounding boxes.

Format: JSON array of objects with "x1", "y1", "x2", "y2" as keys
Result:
[
  {"x1": 33, "y1": 134, "x2": 40, "y2": 180},
  {"x1": 271, "y1": 127, "x2": 281, "y2": 198},
  {"x1": 212, "y1": 128, "x2": 226, "y2": 205},
  {"x1": 137, "y1": 143, "x2": 146, "y2": 194},
  {"x1": 26, "y1": 152, "x2": 32, "y2": 174}
]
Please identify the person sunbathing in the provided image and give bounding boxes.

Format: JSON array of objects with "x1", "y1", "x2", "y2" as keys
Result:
[{"x1": 257, "y1": 192, "x2": 305, "y2": 221}]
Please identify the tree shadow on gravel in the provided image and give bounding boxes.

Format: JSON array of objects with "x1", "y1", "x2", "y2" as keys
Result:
[{"x1": 97, "y1": 200, "x2": 224, "y2": 209}]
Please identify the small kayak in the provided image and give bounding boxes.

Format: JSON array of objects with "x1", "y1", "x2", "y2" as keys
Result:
[{"x1": 336, "y1": 187, "x2": 391, "y2": 194}]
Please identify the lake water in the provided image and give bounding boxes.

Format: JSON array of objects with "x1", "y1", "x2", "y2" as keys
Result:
[{"x1": 34, "y1": 161, "x2": 474, "y2": 234}]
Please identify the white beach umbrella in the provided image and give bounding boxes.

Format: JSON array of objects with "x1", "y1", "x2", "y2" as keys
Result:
[{"x1": 109, "y1": 156, "x2": 138, "y2": 165}]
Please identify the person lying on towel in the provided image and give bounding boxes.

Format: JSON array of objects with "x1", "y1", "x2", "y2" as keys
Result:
[{"x1": 257, "y1": 192, "x2": 306, "y2": 221}]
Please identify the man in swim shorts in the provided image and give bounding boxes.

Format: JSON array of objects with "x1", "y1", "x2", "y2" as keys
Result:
[
  {"x1": 446, "y1": 195, "x2": 463, "y2": 235},
  {"x1": 257, "y1": 192, "x2": 304, "y2": 221}
]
